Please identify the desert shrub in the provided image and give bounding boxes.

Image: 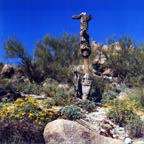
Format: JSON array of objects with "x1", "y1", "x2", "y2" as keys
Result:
[
  {"x1": 0, "y1": 120, "x2": 45, "y2": 144},
  {"x1": 128, "y1": 87, "x2": 144, "y2": 108},
  {"x1": 0, "y1": 78, "x2": 10, "y2": 88},
  {"x1": 0, "y1": 78, "x2": 43, "y2": 103},
  {"x1": 77, "y1": 100, "x2": 96, "y2": 112},
  {"x1": 103, "y1": 36, "x2": 144, "y2": 87},
  {"x1": 0, "y1": 85, "x2": 21, "y2": 103},
  {"x1": 107, "y1": 98, "x2": 138, "y2": 126},
  {"x1": 34, "y1": 33, "x2": 80, "y2": 83},
  {"x1": 53, "y1": 87, "x2": 77, "y2": 106},
  {"x1": 0, "y1": 97, "x2": 59, "y2": 143},
  {"x1": 43, "y1": 82, "x2": 76, "y2": 106},
  {"x1": 3, "y1": 34, "x2": 80, "y2": 83},
  {"x1": 126, "y1": 114, "x2": 144, "y2": 138},
  {"x1": 3, "y1": 37, "x2": 45, "y2": 83},
  {"x1": 61, "y1": 104, "x2": 82, "y2": 120},
  {"x1": 102, "y1": 90, "x2": 118, "y2": 104},
  {"x1": 11, "y1": 81, "x2": 42, "y2": 95},
  {"x1": 42, "y1": 82, "x2": 59, "y2": 97}
]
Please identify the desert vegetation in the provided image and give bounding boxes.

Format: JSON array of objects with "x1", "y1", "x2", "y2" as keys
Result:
[{"x1": 0, "y1": 34, "x2": 144, "y2": 143}]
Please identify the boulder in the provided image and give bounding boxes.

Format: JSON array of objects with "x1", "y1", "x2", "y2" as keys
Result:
[
  {"x1": 0, "y1": 88, "x2": 21, "y2": 102},
  {"x1": 0, "y1": 64, "x2": 15, "y2": 78},
  {"x1": 44, "y1": 119, "x2": 123, "y2": 144},
  {"x1": 124, "y1": 137, "x2": 133, "y2": 144},
  {"x1": 99, "y1": 119, "x2": 115, "y2": 138}
]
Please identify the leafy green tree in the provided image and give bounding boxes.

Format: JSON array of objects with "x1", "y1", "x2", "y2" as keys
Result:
[
  {"x1": 4, "y1": 38, "x2": 45, "y2": 83},
  {"x1": 103, "y1": 36, "x2": 144, "y2": 86},
  {"x1": 3, "y1": 33, "x2": 80, "y2": 83},
  {"x1": 34, "y1": 33, "x2": 80, "y2": 82}
]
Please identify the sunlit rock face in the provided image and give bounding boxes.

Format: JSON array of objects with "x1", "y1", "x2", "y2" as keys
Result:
[
  {"x1": 0, "y1": 64, "x2": 15, "y2": 78},
  {"x1": 0, "y1": 64, "x2": 23, "y2": 79},
  {"x1": 82, "y1": 74, "x2": 92, "y2": 100},
  {"x1": 44, "y1": 119, "x2": 123, "y2": 144}
]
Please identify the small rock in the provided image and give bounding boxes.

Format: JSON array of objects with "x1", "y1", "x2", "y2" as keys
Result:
[
  {"x1": 125, "y1": 138, "x2": 133, "y2": 144},
  {"x1": 58, "y1": 84, "x2": 69, "y2": 90},
  {"x1": 1, "y1": 64, "x2": 14, "y2": 78},
  {"x1": 118, "y1": 92, "x2": 128, "y2": 100},
  {"x1": 99, "y1": 119, "x2": 115, "y2": 138}
]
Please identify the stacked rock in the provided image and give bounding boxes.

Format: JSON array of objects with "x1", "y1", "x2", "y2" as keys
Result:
[{"x1": 72, "y1": 12, "x2": 92, "y2": 100}]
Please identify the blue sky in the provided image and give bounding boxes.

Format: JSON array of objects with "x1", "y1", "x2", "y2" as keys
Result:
[{"x1": 0, "y1": 0, "x2": 144, "y2": 63}]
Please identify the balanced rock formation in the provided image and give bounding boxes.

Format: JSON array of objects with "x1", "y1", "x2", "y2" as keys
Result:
[{"x1": 44, "y1": 119, "x2": 123, "y2": 144}]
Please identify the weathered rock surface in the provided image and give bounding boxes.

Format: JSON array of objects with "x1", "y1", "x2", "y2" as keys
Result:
[
  {"x1": 0, "y1": 64, "x2": 23, "y2": 78},
  {"x1": 0, "y1": 64, "x2": 15, "y2": 78},
  {"x1": 124, "y1": 137, "x2": 133, "y2": 144},
  {"x1": 44, "y1": 119, "x2": 123, "y2": 144},
  {"x1": 84, "y1": 107, "x2": 126, "y2": 140},
  {"x1": 133, "y1": 139, "x2": 144, "y2": 144}
]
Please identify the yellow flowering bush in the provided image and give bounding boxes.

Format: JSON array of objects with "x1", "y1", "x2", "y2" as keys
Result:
[
  {"x1": 0, "y1": 97, "x2": 58, "y2": 123},
  {"x1": 0, "y1": 97, "x2": 60, "y2": 143},
  {"x1": 107, "y1": 98, "x2": 139, "y2": 126}
]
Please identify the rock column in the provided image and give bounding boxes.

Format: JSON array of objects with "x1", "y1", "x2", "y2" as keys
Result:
[{"x1": 72, "y1": 12, "x2": 92, "y2": 100}]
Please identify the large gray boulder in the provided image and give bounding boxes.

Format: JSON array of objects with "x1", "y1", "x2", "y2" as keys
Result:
[{"x1": 44, "y1": 119, "x2": 123, "y2": 144}]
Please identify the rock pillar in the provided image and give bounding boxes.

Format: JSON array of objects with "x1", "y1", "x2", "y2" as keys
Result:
[{"x1": 72, "y1": 12, "x2": 92, "y2": 100}]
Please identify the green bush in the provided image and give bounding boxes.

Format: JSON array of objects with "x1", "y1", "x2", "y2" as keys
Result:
[
  {"x1": 61, "y1": 104, "x2": 82, "y2": 120},
  {"x1": 43, "y1": 82, "x2": 76, "y2": 106},
  {"x1": 126, "y1": 115, "x2": 144, "y2": 138},
  {"x1": 12, "y1": 81, "x2": 42, "y2": 95},
  {"x1": 53, "y1": 88, "x2": 76, "y2": 106},
  {"x1": 3, "y1": 33, "x2": 80, "y2": 83},
  {"x1": 128, "y1": 87, "x2": 144, "y2": 108},
  {"x1": 102, "y1": 90, "x2": 118, "y2": 104},
  {"x1": 0, "y1": 78, "x2": 11, "y2": 89},
  {"x1": 103, "y1": 36, "x2": 144, "y2": 87},
  {"x1": 0, "y1": 77, "x2": 42, "y2": 95},
  {"x1": 42, "y1": 82, "x2": 59, "y2": 97},
  {"x1": 77, "y1": 100, "x2": 96, "y2": 112},
  {"x1": 107, "y1": 99, "x2": 137, "y2": 126}
]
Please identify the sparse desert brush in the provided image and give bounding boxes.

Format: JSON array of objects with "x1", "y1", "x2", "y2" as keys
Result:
[
  {"x1": 128, "y1": 87, "x2": 144, "y2": 108},
  {"x1": 126, "y1": 114, "x2": 144, "y2": 138},
  {"x1": 12, "y1": 81, "x2": 42, "y2": 95},
  {"x1": 107, "y1": 98, "x2": 138, "y2": 126}
]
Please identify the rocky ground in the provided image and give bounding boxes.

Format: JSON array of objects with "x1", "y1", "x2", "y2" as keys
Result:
[
  {"x1": 42, "y1": 104, "x2": 144, "y2": 144},
  {"x1": 0, "y1": 63, "x2": 144, "y2": 144},
  {"x1": 80, "y1": 106, "x2": 144, "y2": 144},
  {"x1": 44, "y1": 119, "x2": 124, "y2": 144}
]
